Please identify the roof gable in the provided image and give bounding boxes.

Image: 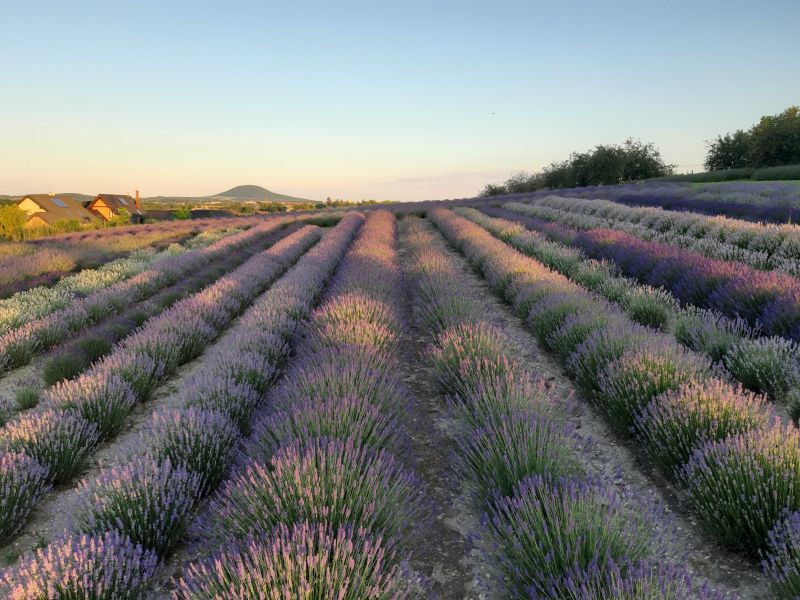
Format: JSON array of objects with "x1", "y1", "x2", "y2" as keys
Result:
[
  {"x1": 91, "y1": 194, "x2": 142, "y2": 215},
  {"x1": 17, "y1": 194, "x2": 98, "y2": 224}
]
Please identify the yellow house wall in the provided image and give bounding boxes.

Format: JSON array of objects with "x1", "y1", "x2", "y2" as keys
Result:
[{"x1": 18, "y1": 198, "x2": 45, "y2": 216}]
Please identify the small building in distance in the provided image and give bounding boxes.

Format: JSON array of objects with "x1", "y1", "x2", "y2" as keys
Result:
[
  {"x1": 87, "y1": 190, "x2": 144, "y2": 223},
  {"x1": 16, "y1": 193, "x2": 98, "y2": 228}
]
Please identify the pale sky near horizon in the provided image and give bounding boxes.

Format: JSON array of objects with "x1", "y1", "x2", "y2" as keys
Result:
[{"x1": 1, "y1": 0, "x2": 799, "y2": 201}]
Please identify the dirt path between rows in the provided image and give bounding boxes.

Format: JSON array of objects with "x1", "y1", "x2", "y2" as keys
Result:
[{"x1": 396, "y1": 222, "x2": 478, "y2": 599}]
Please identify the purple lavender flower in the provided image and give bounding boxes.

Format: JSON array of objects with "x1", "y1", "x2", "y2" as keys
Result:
[
  {"x1": 593, "y1": 339, "x2": 711, "y2": 432},
  {"x1": 77, "y1": 457, "x2": 202, "y2": 556},
  {"x1": 273, "y1": 347, "x2": 410, "y2": 416},
  {"x1": 146, "y1": 408, "x2": 240, "y2": 497},
  {"x1": 635, "y1": 378, "x2": 772, "y2": 473},
  {"x1": 174, "y1": 521, "x2": 416, "y2": 599},
  {"x1": 483, "y1": 474, "x2": 669, "y2": 598},
  {"x1": 763, "y1": 510, "x2": 800, "y2": 599},
  {"x1": 246, "y1": 395, "x2": 408, "y2": 462},
  {"x1": 679, "y1": 424, "x2": 800, "y2": 551},
  {"x1": 455, "y1": 411, "x2": 584, "y2": 508},
  {"x1": 1, "y1": 530, "x2": 158, "y2": 599},
  {"x1": 0, "y1": 452, "x2": 51, "y2": 542},
  {"x1": 183, "y1": 374, "x2": 260, "y2": 434},
  {"x1": 202, "y1": 437, "x2": 426, "y2": 547},
  {"x1": 1, "y1": 409, "x2": 100, "y2": 483},
  {"x1": 529, "y1": 558, "x2": 734, "y2": 600}
]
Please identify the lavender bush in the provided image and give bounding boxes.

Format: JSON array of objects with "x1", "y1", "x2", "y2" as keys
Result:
[
  {"x1": 1, "y1": 409, "x2": 100, "y2": 483},
  {"x1": 44, "y1": 371, "x2": 137, "y2": 439},
  {"x1": 273, "y1": 347, "x2": 409, "y2": 416},
  {"x1": 0, "y1": 530, "x2": 159, "y2": 599},
  {"x1": 184, "y1": 374, "x2": 260, "y2": 434},
  {"x1": 763, "y1": 510, "x2": 800, "y2": 599},
  {"x1": 635, "y1": 379, "x2": 771, "y2": 473},
  {"x1": 202, "y1": 438, "x2": 425, "y2": 547},
  {"x1": 431, "y1": 322, "x2": 514, "y2": 396},
  {"x1": 529, "y1": 559, "x2": 732, "y2": 600},
  {"x1": 147, "y1": 408, "x2": 240, "y2": 496},
  {"x1": 455, "y1": 411, "x2": 583, "y2": 508},
  {"x1": 174, "y1": 522, "x2": 417, "y2": 599},
  {"x1": 77, "y1": 457, "x2": 202, "y2": 556},
  {"x1": 0, "y1": 452, "x2": 50, "y2": 541},
  {"x1": 483, "y1": 474, "x2": 667, "y2": 598},
  {"x1": 679, "y1": 424, "x2": 800, "y2": 551},
  {"x1": 447, "y1": 369, "x2": 559, "y2": 431},
  {"x1": 246, "y1": 395, "x2": 407, "y2": 463},
  {"x1": 593, "y1": 341, "x2": 710, "y2": 432}
]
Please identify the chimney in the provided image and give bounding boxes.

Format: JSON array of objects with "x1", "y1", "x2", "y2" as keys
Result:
[{"x1": 135, "y1": 190, "x2": 141, "y2": 210}]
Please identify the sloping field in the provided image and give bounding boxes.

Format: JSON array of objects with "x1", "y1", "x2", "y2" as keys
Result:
[{"x1": 0, "y1": 201, "x2": 798, "y2": 598}]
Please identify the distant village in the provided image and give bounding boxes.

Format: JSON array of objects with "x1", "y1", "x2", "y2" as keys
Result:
[{"x1": 15, "y1": 191, "x2": 144, "y2": 228}]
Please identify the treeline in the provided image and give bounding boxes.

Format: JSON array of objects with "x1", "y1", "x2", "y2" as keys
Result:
[
  {"x1": 481, "y1": 139, "x2": 674, "y2": 196},
  {"x1": 705, "y1": 106, "x2": 800, "y2": 171}
]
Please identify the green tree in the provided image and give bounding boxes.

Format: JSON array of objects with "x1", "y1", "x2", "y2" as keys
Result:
[
  {"x1": 705, "y1": 130, "x2": 751, "y2": 170},
  {"x1": 0, "y1": 205, "x2": 27, "y2": 240},
  {"x1": 172, "y1": 208, "x2": 192, "y2": 220},
  {"x1": 109, "y1": 208, "x2": 131, "y2": 227},
  {"x1": 480, "y1": 183, "x2": 508, "y2": 196},
  {"x1": 747, "y1": 106, "x2": 800, "y2": 167}
]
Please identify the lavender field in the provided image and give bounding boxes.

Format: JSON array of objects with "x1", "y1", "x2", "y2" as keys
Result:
[{"x1": 0, "y1": 198, "x2": 799, "y2": 599}]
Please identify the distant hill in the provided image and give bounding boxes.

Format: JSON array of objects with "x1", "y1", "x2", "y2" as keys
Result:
[{"x1": 211, "y1": 185, "x2": 312, "y2": 203}]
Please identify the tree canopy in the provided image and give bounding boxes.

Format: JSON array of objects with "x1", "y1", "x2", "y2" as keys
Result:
[
  {"x1": 481, "y1": 139, "x2": 673, "y2": 196},
  {"x1": 705, "y1": 106, "x2": 800, "y2": 170}
]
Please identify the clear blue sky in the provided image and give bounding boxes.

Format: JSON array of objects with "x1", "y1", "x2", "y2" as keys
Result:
[{"x1": 1, "y1": 0, "x2": 798, "y2": 200}]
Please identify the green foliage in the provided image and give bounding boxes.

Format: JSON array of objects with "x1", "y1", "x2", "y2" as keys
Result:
[
  {"x1": 751, "y1": 164, "x2": 800, "y2": 181},
  {"x1": 108, "y1": 209, "x2": 131, "y2": 227},
  {"x1": 259, "y1": 201, "x2": 288, "y2": 213},
  {"x1": 705, "y1": 130, "x2": 752, "y2": 171},
  {"x1": 704, "y1": 106, "x2": 800, "y2": 171},
  {"x1": 14, "y1": 388, "x2": 40, "y2": 411},
  {"x1": 0, "y1": 206, "x2": 27, "y2": 240},
  {"x1": 42, "y1": 353, "x2": 85, "y2": 386},
  {"x1": 481, "y1": 139, "x2": 673, "y2": 195},
  {"x1": 172, "y1": 208, "x2": 192, "y2": 220}
]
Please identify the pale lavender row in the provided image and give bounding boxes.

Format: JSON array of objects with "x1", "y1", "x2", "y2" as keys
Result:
[
  {"x1": 0, "y1": 225, "x2": 321, "y2": 550},
  {"x1": 0, "y1": 214, "x2": 367, "y2": 598},
  {"x1": 0, "y1": 215, "x2": 296, "y2": 376},
  {"x1": 0, "y1": 216, "x2": 264, "y2": 290},
  {"x1": 430, "y1": 208, "x2": 800, "y2": 597},
  {"x1": 404, "y1": 216, "x2": 729, "y2": 599},
  {"x1": 174, "y1": 211, "x2": 429, "y2": 597}
]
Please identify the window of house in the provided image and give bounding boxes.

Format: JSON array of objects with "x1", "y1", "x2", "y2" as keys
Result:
[{"x1": 52, "y1": 198, "x2": 67, "y2": 207}]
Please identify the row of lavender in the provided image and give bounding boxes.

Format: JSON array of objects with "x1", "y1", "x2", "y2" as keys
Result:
[
  {"x1": 0, "y1": 214, "x2": 265, "y2": 289},
  {"x1": 430, "y1": 207, "x2": 800, "y2": 598},
  {"x1": 0, "y1": 223, "x2": 305, "y2": 429},
  {"x1": 460, "y1": 207, "x2": 800, "y2": 406},
  {"x1": 532, "y1": 181, "x2": 800, "y2": 225},
  {"x1": 0, "y1": 224, "x2": 322, "y2": 549},
  {"x1": 507, "y1": 196, "x2": 800, "y2": 276},
  {"x1": 174, "y1": 210, "x2": 429, "y2": 596},
  {"x1": 505, "y1": 200, "x2": 800, "y2": 340},
  {"x1": 405, "y1": 215, "x2": 728, "y2": 598},
  {"x1": 0, "y1": 214, "x2": 365, "y2": 597},
  {"x1": 0, "y1": 226, "x2": 242, "y2": 335},
  {"x1": 0, "y1": 215, "x2": 295, "y2": 377}
]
